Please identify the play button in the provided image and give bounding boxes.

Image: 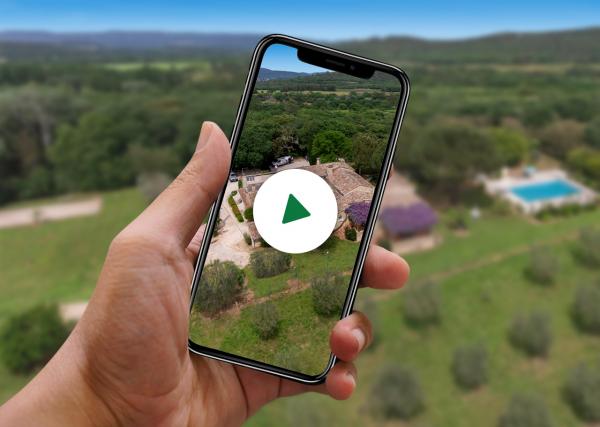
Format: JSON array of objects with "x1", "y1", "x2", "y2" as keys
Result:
[
  {"x1": 282, "y1": 194, "x2": 311, "y2": 224},
  {"x1": 253, "y1": 169, "x2": 338, "y2": 254}
]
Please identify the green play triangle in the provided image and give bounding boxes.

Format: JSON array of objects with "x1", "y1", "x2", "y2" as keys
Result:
[{"x1": 282, "y1": 194, "x2": 311, "y2": 224}]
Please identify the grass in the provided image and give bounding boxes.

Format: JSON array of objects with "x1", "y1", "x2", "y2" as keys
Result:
[
  {"x1": 2, "y1": 186, "x2": 600, "y2": 426},
  {"x1": 191, "y1": 289, "x2": 337, "y2": 376},
  {"x1": 0, "y1": 188, "x2": 146, "y2": 401},
  {"x1": 245, "y1": 238, "x2": 358, "y2": 298},
  {"x1": 191, "y1": 237, "x2": 359, "y2": 373},
  {"x1": 247, "y1": 234, "x2": 600, "y2": 427}
]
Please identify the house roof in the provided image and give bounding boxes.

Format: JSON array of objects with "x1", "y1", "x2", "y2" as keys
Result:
[{"x1": 241, "y1": 161, "x2": 375, "y2": 211}]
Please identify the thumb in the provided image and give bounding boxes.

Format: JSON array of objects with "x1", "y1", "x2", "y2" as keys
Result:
[{"x1": 134, "y1": 122, "x2": 231, "y2": 247}]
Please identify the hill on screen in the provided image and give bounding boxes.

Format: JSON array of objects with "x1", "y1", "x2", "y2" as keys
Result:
[{"x1": 257, "y1": 68, "x2": 312, "y2": 81}]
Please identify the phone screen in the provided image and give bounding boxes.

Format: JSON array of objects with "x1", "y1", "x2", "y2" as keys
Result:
[{"x1": 189, "y1": 41, "x2": 405, "y2": 378}]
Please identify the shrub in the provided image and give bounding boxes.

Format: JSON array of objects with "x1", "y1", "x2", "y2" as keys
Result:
[
  {"x1": 317, "y1": 235, "x2": 338, "y2": 252},
  {"x1": 402, "y1": 282, "x2": 441, "y2": 328},
  {"x1": 231, "y1": 190, "x2": 238, "y2": 196},
  {"x1": 344, "y1": 226, "x2": 357, "y2": 241},
  {"x1": 490, "y1": 198, "x2": 513, "y2": 216},
  {"x1": 250, "y1": 249, "x2": 291, "y2": 278},
  {"x1": 563, "y1": 360, "x2": 600, "y2": 422},
  {"x1": 525, "y1": 246, "x2": 559, "y2": 286},
  {"x1": 369, "y1": 365, "x2": 425, "y2": 420},
  {"x1": 380, "y1": 202, "x2": 438, "y2": 237},
  {"x1": 572, "y1": 284, "x2": 600, "y2": 335},
  {"x1": 227, "y1": 195, "x2": 244, "y2": 222},
  {"x1": 498, "y1": 394, "x2": 553, "y2": 427},
  {"x1": 273, "y1": 348, "x2": 303, "y2": 373},
  {"x1": 251, "y1": 302, "x2": 280, "y2": 340},
  {"x1": 238, "y1": 179, "x2": 243, "y2": 189},
  {"x1": 573, "y1": 227, "x2": 600, "y2": 268},
  {"x1": 243, "y1": 207, "x2": 254, "y2": 221},
  {"x1": 137, "y1": 172, "x2": 171, "y2": 202},
  {"x1": 452, "y1": 344, "x2": 488, "y2": 390},
  {"x1": 243, "y1": 232, "x2": 252, "y2": 246},
  {"x1": 446, "y1": 208, "x2": 469, "y2": 231},
  {"x1": 0, "y1": 304, "x2": 70, "y2": 374},
  {"x1": 345, "y1": 201, "x2": 370, "y2": 227},
  {"x1": 196, "y1": 261, "x2": 244, "y2": 315},
  {"x1": 509, "y1": 311, "x2": 552, "y2": 358},
  {"x1": 312, "y1": 274, "x2": 347, "y2": 316}
]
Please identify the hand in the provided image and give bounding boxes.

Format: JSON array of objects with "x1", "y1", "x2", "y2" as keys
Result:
[{"x1": 0, "y1": 122, "x2": 410, "y2": 427}]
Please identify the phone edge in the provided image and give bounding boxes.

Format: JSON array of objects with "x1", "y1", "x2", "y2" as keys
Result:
[{"x1": 187, "y1": 33, "x2": 411, "y2": 385}]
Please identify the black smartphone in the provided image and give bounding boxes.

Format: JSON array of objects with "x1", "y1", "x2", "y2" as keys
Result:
[{"x1": 188, "y1": 34, "x2": 409, "y2": 384}]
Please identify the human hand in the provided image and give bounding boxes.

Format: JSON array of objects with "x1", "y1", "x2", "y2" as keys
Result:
[{"x1": 0, "y1": 122, "x2": 410, "y2": 427}]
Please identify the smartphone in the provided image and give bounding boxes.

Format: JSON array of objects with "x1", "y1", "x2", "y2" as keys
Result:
[{"x1": 188, "y1": 34, "x2": 409, "y2": 384}]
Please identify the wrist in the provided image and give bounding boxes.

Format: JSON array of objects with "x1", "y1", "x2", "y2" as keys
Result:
[{"x1": 0, "y1": 329, "x2": 116, "y2": 427}]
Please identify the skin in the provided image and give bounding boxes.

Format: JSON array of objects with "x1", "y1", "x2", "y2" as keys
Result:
[{"x1": 0, "y1": 122, "x2": 410, "y2": 427}]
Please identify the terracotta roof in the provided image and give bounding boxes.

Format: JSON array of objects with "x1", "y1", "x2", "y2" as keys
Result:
[{"x1": 242, "y1": 161, "x2": 375, "y2": 212}]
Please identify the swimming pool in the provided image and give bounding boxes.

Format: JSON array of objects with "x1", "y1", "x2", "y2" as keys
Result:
[{"x1": 510, "y1": 179, "x2": 580, "y2": 202}]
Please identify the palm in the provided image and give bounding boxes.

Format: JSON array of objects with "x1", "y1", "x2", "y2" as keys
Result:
[{"x1": 79, "y1": 236, "x2": 280, "y2": 426}]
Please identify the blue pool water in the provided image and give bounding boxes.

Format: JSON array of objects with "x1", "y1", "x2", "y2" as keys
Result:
[{"x1": 510, "y1": 179, "x2": 580, "y2": 202}]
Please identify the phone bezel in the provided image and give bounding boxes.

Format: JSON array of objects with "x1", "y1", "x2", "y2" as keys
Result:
[{"x1": 188, "y1": 34, "x2": 410, "y2": 384}]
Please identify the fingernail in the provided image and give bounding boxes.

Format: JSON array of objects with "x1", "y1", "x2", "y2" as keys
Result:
[
  {"x1": 346, "y1": 370, "x2": 356, "y2": 387},
  {"x1": 351, "y1": 328, "x2": 366, "y2": 351},
  {"x1": 196, "y1": 121, "x2": 215, "y2": 152}
]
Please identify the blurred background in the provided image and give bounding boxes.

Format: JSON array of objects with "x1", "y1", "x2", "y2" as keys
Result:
[{"x1": 1, "y1": 1, "x2": 600, "y2": 426}]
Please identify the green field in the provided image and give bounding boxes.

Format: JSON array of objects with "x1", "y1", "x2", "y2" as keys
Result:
[
  {"x1": 2, "y1": 187, "x2": 599, "y2": 426},
  {"x1": 0, "y1": 189, "x2": 147, "y2": 402},
  {"x1": 191, "y1": 238, "x2": 359, "y2": 374}
]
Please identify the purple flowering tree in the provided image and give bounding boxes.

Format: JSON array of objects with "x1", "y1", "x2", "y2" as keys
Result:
[
  {"x1": 379, "y1": 203, "x2": 438, "y2": 237},
  {"x1": 345, "y1": 201, "x2": 370, "y2": 228}
]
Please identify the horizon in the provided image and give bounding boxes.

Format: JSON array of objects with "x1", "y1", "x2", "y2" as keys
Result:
[
  {"x1": 0, "y1": 25, "x2": 598, "y2": 44},
  {"x1": 0, "y1": 0, "x2": 598, "y2": 40}
]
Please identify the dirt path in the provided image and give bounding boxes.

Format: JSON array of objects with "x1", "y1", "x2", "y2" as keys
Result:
[{"x1": 0, "y1": 197, "x2": 102, "y2": 229}]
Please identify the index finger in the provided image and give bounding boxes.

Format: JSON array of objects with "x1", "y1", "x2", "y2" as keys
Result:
[{"x1": 359, "y1": 245, "x2": 410, "y2": 289}]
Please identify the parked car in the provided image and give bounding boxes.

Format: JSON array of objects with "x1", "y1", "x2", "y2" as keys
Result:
[
  {"x1": 229, "y1": 172, "x2": 238, "y2": 182},
  {"x1": 271, "y1": 155, "x2": 293, "y2": 168}
]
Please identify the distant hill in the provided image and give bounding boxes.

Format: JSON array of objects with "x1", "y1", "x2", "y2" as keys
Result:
[
  {"x1": 337, "y1": 27, "x2": 600, "y2": 64},
  {"x1": 0, "y1": 31, "x2": 260, "y2": 50},
  {"x1": 257, "y1": 68, "x2": 311, "y2": 81},
  {"x1": 0, "y1": 27, "x2": 599, "y2": 63}
]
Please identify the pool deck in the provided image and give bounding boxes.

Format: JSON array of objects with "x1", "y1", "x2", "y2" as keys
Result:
[{"x1": 483, "y1": 169, "x2": 597, "y2": 214}]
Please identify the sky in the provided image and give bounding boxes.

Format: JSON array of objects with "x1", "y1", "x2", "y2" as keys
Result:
[
  {"x1": 0, "y1": 0, "x2": 598, "y2": 40},
  {"x1": 262, "y1": 44, "x2": 325, "y2": 73}
]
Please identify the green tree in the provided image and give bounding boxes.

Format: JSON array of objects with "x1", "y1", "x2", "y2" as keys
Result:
[
  {"x1": 452, "y1": 344, "x2": 488, "y2": 390},
  {"x1": 407, "y1": 122, "x2": 501, "y2": 203},
  {"x1": 310, "y1": 130, "x2": 351, "y2": 163},
  {"x1": 538, "y1": 119, "x2": 584, "y2": 160},
  {"x1": 498, "y1": 394, "x2": 553, "y2": 427},
  {"x1": 196, "y1": 261, "x2": 244, "y2": 315},
  {"x1": 584, "y1": 116, "x2": 600, "y2": 148},
  {"x1": 352, "y1": 132, "x2": 384, "y2": 174},
  {"x1": 369, "y1": 365, "x2": 425, "y2": 420},
  {"x1": 234, "y1": 117, "x2": 274, "y2": 169},
  {"x1": 489, "y1": 127, "x2": 533, "y2": 166},
  {"x1": 567, "y1": 147, "x2": 600, "y2": 184},
  {"x1": 0, "y1": 304, "x2": 70, "y2": 374},
  {"x1": 251, "y1": 302, "x2": 280, "y2": 340},
  {"x1": 509, "y1": 311, "x2": 552, "y2": 358},
  {"x1": 563, "y1": 360, "x2": 600, "y2": 422}
]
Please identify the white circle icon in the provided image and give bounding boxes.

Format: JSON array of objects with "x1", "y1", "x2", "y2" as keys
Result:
[{"x1": 253, "y1": 169, "x2": 338, "y2": 254}]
